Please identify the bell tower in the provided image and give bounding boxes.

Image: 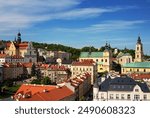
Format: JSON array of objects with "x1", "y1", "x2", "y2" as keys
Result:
[
  {"x1": 134, "y1": 36, "x2": 143, "y2": 62},
  {"x1": 17, "y1": 32, "x2": 21, "y2": 44}
]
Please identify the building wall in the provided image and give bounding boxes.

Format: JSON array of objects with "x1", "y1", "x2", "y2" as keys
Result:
[
  {"x1": 71, "y1": 65, "x2": 96, "y2": 85},
  {"x1": 0, "y1": 66, "x2": 3, "y2": 82},
  {"x1": 7, "y1": 42, "x2": 16, "y2": 56},
  {"x1": 93, "y1": 85, "x2": 150, "y2": 101},
  {"x1": 122, "y1": 67, "x2": 150, "y2": 74},
  {"x1": 135, "y1": 43, "x2": 143, "y2": 62},
  {"x1": 79, "y1": 51, "x2": 112, "y2": 73},
  {"x1": 3, "y1": 66, "x2": 23, "y2": 80},
  {"x1": 118, "y1": 56, "x2": 132, "y2": 65}
]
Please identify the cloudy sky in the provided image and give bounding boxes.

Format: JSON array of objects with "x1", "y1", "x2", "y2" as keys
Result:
[{"x1": 0, "y1": 0, "x2": 150, "y2": 54}]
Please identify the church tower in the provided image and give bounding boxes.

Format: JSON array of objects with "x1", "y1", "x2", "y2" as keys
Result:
[
  {"x1": 134, "y1": 36, "x2": 144, "y2": 62},
  {"x1": 17, "y1": 32, "x2": 22, "y2": 44}
]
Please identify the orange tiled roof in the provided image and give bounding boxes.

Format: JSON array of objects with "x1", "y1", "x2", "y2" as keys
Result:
[
  {"x1": 0, "y1": 54, "x2": 8, "y2": 58},
  {"x1": 14, "y1": 84, "x2": 74, "y2": 101},
  {"x1": 11, "y1": 55, "x2": 24, "y2": 59},
  {"x1": 19, "y1": 43, "x2": 28, "y2": 49},
  {"x1": 130, "y1": 73, "x2": 150, "y2": 80},
  {"x1": 49, "y1": 65, "x2": 68, "y2": 71},
  {"x1": 72, "y1": 61, "x2": 94, "y2": 66},
  {"x1": 5, "y1": 42, "x2": 11, "y2": 48},
  {"x1": 23, "y1": 63, "x2": 33, "y2": 68}
]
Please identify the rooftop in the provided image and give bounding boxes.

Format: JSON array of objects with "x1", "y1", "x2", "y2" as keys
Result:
[
  {"x1": 72, "y1": 60, "x2": 95, "y2": 66},
  {"x1": 80, "y1": 52, "x2": 103, "y2": 58},
  {"x1": 14, "y1": 84, "x2": 74, "y2": 101},
  {"x1": 99, "y1": 76, "x2": 150, "y2": 92},
  {"x1": 122, "y1": 62, "x2": 150, "y2": 68},
  {"x1": 130, "y1": 73, "x2": 150, "y2": 80}
]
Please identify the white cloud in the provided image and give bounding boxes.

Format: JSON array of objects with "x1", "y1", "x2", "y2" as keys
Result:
[
  {"x1": 55, "y1": 20, "x2": 146, "y2": 33},
  {"x1": 0, "y1": 0, "x2": 138, "y2": 35}
]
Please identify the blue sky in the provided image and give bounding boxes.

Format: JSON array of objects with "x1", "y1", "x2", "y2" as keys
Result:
[{"x1": 0, "y1": 0, "x2": 150, "y2": 54}]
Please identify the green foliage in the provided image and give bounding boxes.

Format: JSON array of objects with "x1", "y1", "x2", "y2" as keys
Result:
[
  {"x1": 99, "y1": 46, "x2": 106, "y2": 52},
  {"x1": 121, "y1": 49, "x2": 135, "y2": 58},
  {"x1": 3, "y1": 80, "x2": 14, "y2": 87},
  {"x1": 31, "y1": 79, "x2": 41, "y2": 84},
  {"x1": 31, "y1": 63, "x2": 36, "y2": 76},
  {"x1": 33, "y1": 42, "x2": 81, "y2": 60},
  {"x1": 81, "y1": 46, "x2": 98, "y2": 52},
  {"x1": 112, "y1": 62, "x2": 121, "y2": 73},
  {"x1": 41, "y1": 77, "x2": 51, "y2": 85}
]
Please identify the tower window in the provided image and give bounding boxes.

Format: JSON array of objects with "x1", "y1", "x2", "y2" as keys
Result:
[
  {"x1": 137, "y1": 55, "x2": 139, "y2": 58},
  {"x1": 105, "y1": 59, "x2": 107, "y2": 62},
  {"x1": 137, "y1": 47, "x2": 139, "y2": 51}
]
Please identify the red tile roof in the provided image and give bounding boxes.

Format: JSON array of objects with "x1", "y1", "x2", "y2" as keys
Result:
[
  {"x1": 3, "y1": 62, "x2": 23, "y2": 67},
  {"x1": 49, "y1": 65, "x2": 68, "y2": 71},
  {"x1": 130, "y1": 73, "x2": 150, "y2": 80},
  {"x1": 10, "y1": 55, "x2": 24, "y2": 59},
  {"x1": 72, "y1": 60, "x2": 94, "y2": 66},
  {"x1": 23, "y1": 63, "x2": 33, "y2": 68},
  {"x1": 0, "y1": 54, "x2": 8, "y2": 58},
  {"x1": 19, "y1": 43, "x2": 28, "y2": 49},
  {"x1": 14, "y1": 84, "x2": 74, "y2": 101}
]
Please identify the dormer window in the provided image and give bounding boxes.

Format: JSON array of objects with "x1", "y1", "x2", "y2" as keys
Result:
[{"x1": 135, "y1": 89, "x2": 139, "y2": 92}]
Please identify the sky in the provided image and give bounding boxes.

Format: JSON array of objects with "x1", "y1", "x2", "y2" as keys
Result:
[{"x1": 0, "y1": 0, "x2": 150, "y2": 54}]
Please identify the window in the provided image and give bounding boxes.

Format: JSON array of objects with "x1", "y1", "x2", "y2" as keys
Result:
[
  {"x1": 137, "y1": 55, "x2": 139, "y2": 58},
  {"x1": 120, "y1": 59, "x2": 122, "y2": 62},
  {"x1": 121, "y1": 94, "x2": 124, "y2": 100},
  {"x1": 101, "y1": 93, "x2": 104, "y2": 99},
  {"x1": 144, "y1": 69, "x2": 146, "y2": 72},
  {"x1": 134, "y1": 95, "x2": 140, "y2": 101},
  {"x1": 127, "y1": 94, "x2": 131, "y2": 100},
  {"x1": 96, "y1": 59, "x2": 98, "y2": 62},
  {"x1": 135, "y1": 89, "x2": 139, "y2": 92},
  {"x1": 130, "y1": 69, "x2": 132, "y2": 71},
  {"x1": 116, "y1": 94, "x2": 119, "y2": 100},
  {"x1": 110, "y1": 94, "x2": 114, "y2": 100},
  {"x1": 105, "y1": 59, "x2": 107, "y2": 62},
  {"x1": 144, "y1": 95, "x2": 147, "y2": 100},
  {"x1": 137, "y1": 69, "x2": 139, "y2": 72},
  {"x1": 129, "y1": 58, "x2": 131, "y2": 63},
  {"x1": 137, "y1": 47, "x2": 139, "y2": 51},
  {"x1": 101, "y1": 59, "x2": 103, "y2": 62}
]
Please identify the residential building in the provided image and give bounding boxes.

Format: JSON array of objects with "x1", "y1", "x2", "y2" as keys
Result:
[
  {"x1": 0, "y1": 54, "x2": 24, "y2": 64},
  {"x1": 65, "y1": 73, "x2": 91, "y2": 100},
  {"x1": 3, "y1": 63, "x2": 23, "y2": 80},
  {"x1": 0, "y1": 64, "x2": 3, "y2": 82},
  {"x1": 93, "y1": 76, "x2": 150, "y2": 101},
  {"x1": 40, "y1": 64, "x2": 70, "y2": 83},
  {"x1": 79, "y1": 43, "x2": 112, "y2": 73},
  {"x1": 13, "y1": 84, "x2": 75, "y2": 101},
  {"x1": 23, "y1": 63, "x2": 33, "y2": 75},
  {"x1": 0, "y1": 54, "x2": 8, "y2": 64},
  {"x1": 71, "y1": 60, "x2": 97, "y2": 84}
]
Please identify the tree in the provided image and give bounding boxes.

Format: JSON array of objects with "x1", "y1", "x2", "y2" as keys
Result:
[
  {"x1": 41, "y1": 77, "x2": 51, "y2": 85},
  {"x1": 35, "y1": 69, "x2": 41, "y2": 80},
  {"x1": 65, "y1": 69, "x2": 72, "y2": 79},
  {"x1": 31, "y1": 63, "x2": 36, "y2": 76},
  {"x1": 31, "y1": 79, "x2": 41, "y2": 84}
]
